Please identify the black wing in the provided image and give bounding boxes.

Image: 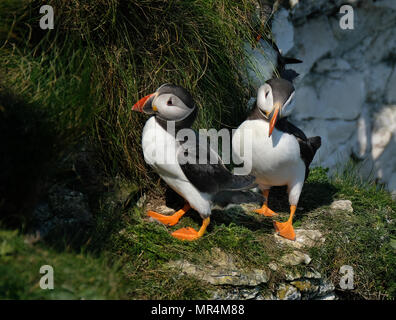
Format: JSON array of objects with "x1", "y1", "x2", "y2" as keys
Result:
[
  {"x1": 177, "y1": 133, "x2": 255, "y2": 194},
  {"x1": 276, "y1": 118, "x2": 321, "y2": 180}
]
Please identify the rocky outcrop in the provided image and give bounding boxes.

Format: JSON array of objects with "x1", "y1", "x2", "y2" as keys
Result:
[
  {"x1": 246, "y1": 0, "x2": 396, "y2": 199},
  {"x1": 168, "y1": 248, "x2": 269, "y2": 287},
  {"x1": 166, "y1": 222, "x2": 335, "y2": 300},
  {"x1": 149, "y1": 196, "x2": 360, "y2": 300},
  {"x1": 274, "y1": 228, "x2": 325, "y2": 250},
  {"x1": 167, "y1": 244, "x2": 336, "y2": 300}
]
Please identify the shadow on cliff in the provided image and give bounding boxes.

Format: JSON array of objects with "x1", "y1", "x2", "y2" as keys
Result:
[{"x1": 0, "y1": 88, "x2": 58, "y2": 227}]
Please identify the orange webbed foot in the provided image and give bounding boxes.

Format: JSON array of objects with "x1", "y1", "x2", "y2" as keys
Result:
[
  {"x1": 147, "y1": 211, "x2": 179, "y2": 226},
  {"x1": 253, "y1": 206, "x2": 278, "y2": 217},
  {"x1": 171, "y1": 217, "x2": 210, "y2": 241},
  {"x1": 273, "y1": 220, "x2": 296, "y2": 241},
  {"x1": 253, "y1": 190, "x2": 277, "y2": 217},
  {"x1": 171, "y1": 227, "x2": 200, "y2": 241},
  {"x1": 147, "y1": 203, "x2": 190, "y2": 226}
]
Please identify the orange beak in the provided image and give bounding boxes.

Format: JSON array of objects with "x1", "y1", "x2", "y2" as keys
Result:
[
  {"x1": 268, "y1": 105, "x2": 280, "y2": 137},
  {"x1": 132, "y1": 93, "x2": 155, "y2": 112}
]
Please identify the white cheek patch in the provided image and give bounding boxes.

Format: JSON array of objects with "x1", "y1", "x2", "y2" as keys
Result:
[
  {"x1": 257, "y1": 86, "x2": 274, "y2": 115},
  {"x1": 154, "y1": 93, "x2": 194, "y2": 120},
  {"x1": 161, "y1": 105, "x2": 193, "y2": 120},
  {"x1": 282, "y1": 92, "x2": 296, "y2": 117}
]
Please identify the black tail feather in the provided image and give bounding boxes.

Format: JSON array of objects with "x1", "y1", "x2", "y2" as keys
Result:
[
  {"x1": 213, "y1": 190, "x2": 265, "y2": 207},
  {"x1": 280, "y1": 69, "x2": 300, "y2": 82},
  {"x1": 226, "y1": 174, "x2": 257, "y2": 191},
  {"x1": 308, "y1": 136, "x2": 321, "y2": 154},
  {"x1": 282, "y1": 56, "x2": 303, "y2": 64},
  {"x1": 271, "y1": 40, "x2": 302, "y2": 65}
]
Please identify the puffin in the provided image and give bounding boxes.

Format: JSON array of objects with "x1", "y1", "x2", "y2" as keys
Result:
[
  {"x1": 253, "y1": 36, "x2": 302, "y2": 83},
  {"x1": 232, "y1": 78, "x2": 321, "y2": 241},
  {"x1": 132, "y1": 84, "x2": 263, "y2": 241}
]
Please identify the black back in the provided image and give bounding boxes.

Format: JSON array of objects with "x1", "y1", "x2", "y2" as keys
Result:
[
  {"x1": 177, "y1": 133, "x2": 256, "y2": 194},
  {"x1": 276, "y1": 117, "x2": 321, "y2": 180}
]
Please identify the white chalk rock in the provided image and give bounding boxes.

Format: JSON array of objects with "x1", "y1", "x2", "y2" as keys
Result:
[
  {"x1": 293, "y1": 73, "x2": 364, "y2": 121},
  {"x1": 280, "y1": 251, "x2": 312, "y2": 266},
  {"x1": 272, "y1": 8, "x2": 294, "y2": 55},
  {"x1": 314, "y1": 58, "x2": 351, "y2": 74},
  {"x1": 318, "y1": 73, "x2": 364, "y2": 120},
  {"x1": 366, "y1": 63, "x2": 393, "y2": 103},
  {"x1": 371, "y1": 106, "x2": 396, "y2": 161},
  {"x1": 289, "y1": 16, "x2": 337, "y2": 78}
]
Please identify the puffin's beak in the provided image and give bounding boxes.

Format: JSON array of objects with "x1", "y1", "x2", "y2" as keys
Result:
[
  {"x1": 132, "y1": 93, "x2": 156, "y2": 113},
  {"x1": 268, "y1": 104, "x2": 280, "y2": 137}
]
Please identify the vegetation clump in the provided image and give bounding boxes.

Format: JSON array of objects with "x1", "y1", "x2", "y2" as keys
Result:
[{"x1": 0, "y1": 0, "x2": 257, "y2": 189}]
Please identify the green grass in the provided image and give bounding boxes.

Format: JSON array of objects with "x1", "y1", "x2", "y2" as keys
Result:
[
  {"x1": 0, "y1": 229, "x2": 127, "y2": 299},
  {"x1": 305, "y1": 166, "x2": 396, "y2": 300},
  {"x1": 0, "y1": 0, "x2": 262, "y2": 189}
]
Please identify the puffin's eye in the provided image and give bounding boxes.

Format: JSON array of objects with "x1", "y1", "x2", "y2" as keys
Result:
[
  {"x1": 167, "y1": 98, "x2": 172, "y2": 106},
  {"x1": 265, "y1": 91, "x2": 269, "y2": 98}
]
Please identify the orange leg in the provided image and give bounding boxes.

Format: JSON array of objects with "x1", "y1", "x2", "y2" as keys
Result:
[
  {"x1": 172, "y1": 217, "x2": 210, "y2": 241},
  {"x1": 254, "y1": 189, "x2": 278, "y2": 217},
  {"x1": 147, "y1": 203, "x2": 190, "y2": 226},
  {"x1": 273, "y1": 205, "x2": 296, "y2": 241}
]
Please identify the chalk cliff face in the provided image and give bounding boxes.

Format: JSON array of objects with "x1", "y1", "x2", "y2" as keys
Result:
[{"x1": 245, "y1": 0, "x2": 396, "y2": 198}]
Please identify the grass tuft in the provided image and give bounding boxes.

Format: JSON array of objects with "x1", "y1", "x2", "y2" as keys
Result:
[{"x1": 1, "y1": 0, "x2": 259, "y2": 190}]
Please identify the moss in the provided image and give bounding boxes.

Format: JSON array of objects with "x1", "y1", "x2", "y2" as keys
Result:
[{"x1": 290, "y1": 280, "x2": 315, "y2": 292}]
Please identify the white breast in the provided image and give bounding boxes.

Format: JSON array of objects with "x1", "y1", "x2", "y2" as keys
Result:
[
  {"x1": 141, "y1": 117, "x2": 211, "y2": 216},
  {"x1": 232, "y1": 119, "x2": 305, "y2": 188}
]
